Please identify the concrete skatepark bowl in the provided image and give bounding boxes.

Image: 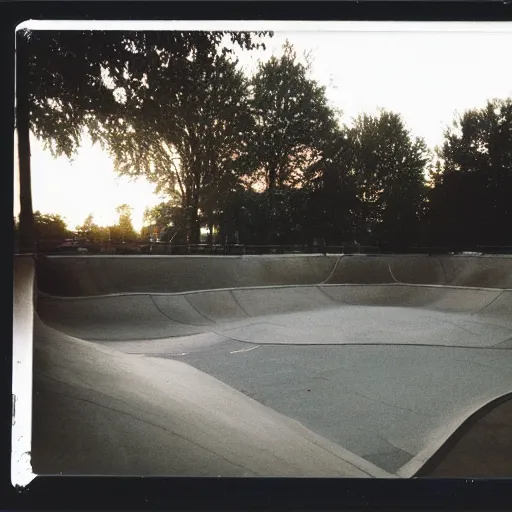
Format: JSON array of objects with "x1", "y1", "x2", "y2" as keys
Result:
[{"x1": 17, "y1": 254, "x2": 512, "y2": 477}]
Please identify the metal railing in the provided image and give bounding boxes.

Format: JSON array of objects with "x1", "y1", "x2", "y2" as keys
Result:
[
  {"x1": 20, "y1": 238, "x2": 512, "y2": 256},
  {"x1": 113, "y1": 242, "x2": 379, "y2": 256}
]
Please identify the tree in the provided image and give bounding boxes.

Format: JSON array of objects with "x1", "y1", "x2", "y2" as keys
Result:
[
  {"x1": 16, "y1": 29, "x2": 271, "y2": 252},
  {"x1": 303, "y1": 133, "x2": 360, "y2": 245},
  {"x1": 76, "y1": 213, "x2": 110, "y2": 243},
  {"x1": 110, "y1": 204, "x2": 138, "y2": 243},
  {"x1": 143, "y1": 202, "x2": 188, "y2": 244},
  {"x1": 217, "y1": 188, "x2": 261, "y2": 245},
  {"x1": 245, "y1": 42, "x2": 338, "y2": 243},
  {"x1": 217, "y1": 186, "x2": 344, "y2": 247},
  {"x1": 248, "y1": 42, "x2": 337, "y2": 191},
  {"x1": 344, "y1": 111, "x2": 429, "y2": 248},
  {"x1": 93, "y1": 50, "x2": 255, "y2": 244},
  {"x1": 77, "y1": 213, "x2": 96, "y2": 235},
  {"x1": 31, "y1": 211, "x2": 70, "y2": 241},
  {"x1": 302, "y1": 111, "x2": 428, "y2": 249},
  {"x1": 432, "y1": 98, "x2": 512, "y2": 247},
  {"x1": 217, "y1": 188, "x2": 302, "y2": 246}
]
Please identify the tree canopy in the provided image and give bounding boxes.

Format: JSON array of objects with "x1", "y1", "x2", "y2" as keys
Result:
[
  {"x1": 302, "y1": 110, "x2": 429, "y2": 248},
  {"x1": 247, "y1": 42, "x2": 338, "y2": 191},
  {"x1": 91, "y1": 49, "x2": 254, "y2": 243},
  {"x1": 23, "y1": 29, "x2": 270, "y2": 159},
  {"x1": 76, "y1": 214, "x2": 110, "y2": 242},
  {"x1": 347, "y1": 111, "x2": 429, "y2": 247},
  {"x1": 110, "y1": 204, "x2": 138, "y2": 243},
  {"x1": 33, "y1": 211, "x2": 70, "y2": 240},
  {"x1": 16, "y1": 28, "x2": 271, "y2": 251},
  {"x1": 17, "y1": 28, "x2": 512, "y2": 253},
  {"x1": 428, "y1": 98, "x2": 512, "y2": 247}
]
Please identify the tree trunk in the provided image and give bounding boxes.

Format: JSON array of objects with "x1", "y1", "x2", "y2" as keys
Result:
[
  {"x1": 16, "y1": 31, "x2": 36, "y2": 254},
  {"x1": 188, "y1": 205, "x2": 200, "y2": 245},
  {"x1": 189, "y1": 221, "x2": 200, "y2": 245},
  {"x1": 266, "y1": 187, "x2": 277, "y2": 246},
  {"x1": 205, "y1": 191, "x2": 214, "y2": 246},
  {"x1": 206, "y1": 210, "x2": 214, "y2": 246},
  {"x1": 359, "y1": 201, "x2": 367, "y2": 244}
]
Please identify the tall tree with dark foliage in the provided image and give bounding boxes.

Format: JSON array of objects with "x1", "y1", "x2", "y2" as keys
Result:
[
  {"x1": 431, "y1": 98, "x2": 512, "y2": 248},
  {"x1": 15, "y1": 29, "x2": 270, "y2": 252}
]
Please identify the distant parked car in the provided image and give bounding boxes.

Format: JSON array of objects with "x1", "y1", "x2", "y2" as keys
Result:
[{"x1": 54, "y1": 239, "x2": 79, "y2": 253}]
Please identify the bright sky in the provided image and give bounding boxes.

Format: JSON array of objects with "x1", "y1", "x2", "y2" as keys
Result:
[{"x1": 13, "y1": 22, "x2": 512, "y2": 232}]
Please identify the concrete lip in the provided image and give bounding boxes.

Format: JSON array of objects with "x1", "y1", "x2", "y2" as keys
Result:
[{"x1": 29, "y1": 255, "x2": 512, "y2": 477}]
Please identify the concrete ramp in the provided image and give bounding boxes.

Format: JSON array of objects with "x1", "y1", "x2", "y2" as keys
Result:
[
  {"x1": 38, "y1": 283, "x2": 512, "y2": 347},
  {"x1": 37, "y1": 294, "x2": 209, "y2": 341},
  {"x1": 215, "y1": 305, "x2": 512, "y2": 348},
  {"x1": 152, "y1": 294, "x2": 215, "y2": 326},
  {"x1": 232, "y1": 286, "x2": 336, "y2": 317},
  {"x1": 438, "y1": 256, "x2": 512, "y2": 288},
  {"x1": 324, "y1": 255, "x2": 447, "y2": 285},
  {"x1": 324, "y1": 256, "x2": 394, "y2": 284},
  {"x1": 36, "y1": 255, "x2": 338, "y2": 296},
  {"x1": 32, "y1": 316, "x2": 387, "y2": 477},
  {"x1": 319, "y1": 284, "x2": 502, "y2": 312},
  {"x1": 37, "y1": 254, "x2": 512, "y2": 295},
  {"x1": 321, "y1": 254, "x2": 512, "y2": 288},
  {"x1": 388, "y1": 256, "x2": 446, "y2": 285},
  {"x1": 186, "y1": 290, "x2": 249, "y2": 323},
  {"x1": 24, "y1": 254, "x2": 512, "y2": 477}
]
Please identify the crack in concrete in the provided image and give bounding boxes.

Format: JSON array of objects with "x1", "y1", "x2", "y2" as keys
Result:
[
  {"x1": 374, "y1": 433, "x2": 414, "y2": 456},
  {"x1": 451, "y1": 358, "x2": 512, "y2": 373},
  {"x1": 342, "y1": 385, "x2": 435, "y2": 418},
  {"x1": 493, "y1": 336, "x2": 512, "y2": 348},
  {"x1": 458, "y1": 317, "x2": 512, "y2": 331},
  {"x1": 472, "y1": 290, "x2": 506, "y2": 315},
  {"x1": 424, "y1": 314, "x2": 481, "y2": 336}
]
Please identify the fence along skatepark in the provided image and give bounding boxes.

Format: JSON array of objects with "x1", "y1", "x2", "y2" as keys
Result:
[{"x1": 18, "y1": 254, "x2": 512, "y2": 477}]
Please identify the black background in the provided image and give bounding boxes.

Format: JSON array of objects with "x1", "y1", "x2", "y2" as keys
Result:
[{"x1": 3, "y1": 1, "x2": 512, "y2": 510}]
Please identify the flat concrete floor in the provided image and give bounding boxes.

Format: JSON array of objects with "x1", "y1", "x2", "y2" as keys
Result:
[
  {"x1": 160, "y1": 340, "x2": 511, "y2": 473},
  {"x1": 27, "y1": 255, "x2": 512, "y2": 478}
]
